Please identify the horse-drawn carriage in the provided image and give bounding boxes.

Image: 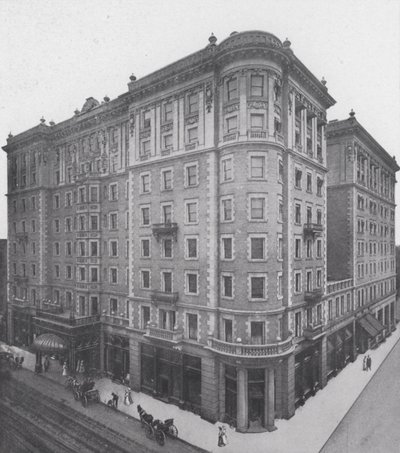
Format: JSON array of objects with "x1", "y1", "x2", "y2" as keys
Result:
[
  {"x1": 65, "y1": 376, "x2": 100, "y2": 407},
  {"x1": 137, "y1": 404, "x2": 178, "y2": 446}
]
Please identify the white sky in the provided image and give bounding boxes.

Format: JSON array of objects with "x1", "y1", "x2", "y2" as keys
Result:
[{"x1": 0, "y1": 0, "x2": 399, "y2": 240}]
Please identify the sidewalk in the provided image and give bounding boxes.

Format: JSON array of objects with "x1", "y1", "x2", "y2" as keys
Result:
[{"x1": 3, "y1": 327, "x2": 400, "y2": 453}]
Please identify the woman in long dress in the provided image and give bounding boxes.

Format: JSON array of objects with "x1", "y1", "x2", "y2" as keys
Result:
[
  {"x1": 62, "y1": 361, "x2": 68, "y2": 376},
  {"x1": 124, "y1": 388, "x2": 133, "y2": 406}
]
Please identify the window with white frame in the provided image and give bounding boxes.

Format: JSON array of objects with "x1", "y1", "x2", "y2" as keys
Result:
[
  {"x1": 185, "y1": 271, "x2": 199, "y2": 295},
  {"x1": 65, "y1": 217, "x2": 72, "y2": 232},
  {"x1": 54, "y1": 242, "x2": 60, "y2": 256},
  {"x1": 141, "y1": 140, "x2": 150, "y2": 155},
  {"x1": 249, "y1": 235, "x2": 267, "y2": 261},
  {"x1": 295, "y1": 203, "x2": 301, "y2": 224},
  {"x1": 109, "y1": 212, "x2": 118, "y2": 230},
  {"x1": 249, "y1": 274, "x2": 267, "y2": 300},
  {"x1": 185, "y1": 200, "x2": 198, "y2": 224},
  {"x1": 141, "y1": 238, "x2": 150, "y2": 258},
  {"x1": 277, "y1": 272, "x2": 283, "y2": 298},
  {"x1": 221, "y1": 235, "x2": 234, "y2": 260},
  {"x1": 294, "y1": 271, "x2": 302, "y2": 293},
  {"x1": 249, "y1": 155, "x2": 266, "y2": 179},
  {"x1": 185, "y1": 236, "x2": 198, "y2": 259},
  {"x1": 162, "y1": 271, "x2": 173, "y2": 293},
  {"x1": 66, "y1": 242, "x2": 72, "y2": 256},
  {"x1": 221, "y1": 273, "x2": 234, "y2": 298},
  {"x1": 79, "y1": 241, "x2": 85, "y2": 257},
  {"x1": 226, "y1": 77, "x2": 238, "y2": 101},
  {"x1": 188, "y1": 127, "x2": 198, "y2": 144},
  {"x1": 295, "y1": 237, "x2": 302, "y2": 259},
  {"x1": 141, "y1": 270, "x2": 150, "y2": 289},
  {"x1": 295, "y1": 169, "x2": 302, "y2": 189},
  {"x1": 109, "y1": 183, "x2": 118, "y2": 201},
  {"x1": 110, "y1": 267, "x2": 118, "y2": 284},
  {"x1": 278, "y1": 158, "x2": 283, "y2": 182},
  {"x1": 162, "y1": 238, "x2": 172, "y2": 258},
  {"x1": 250, "y1": 74, "x2": 263, "y2": 97},
  {"x1": 185, "y1": 162, "x2": 198, "y2": 187},
  {"x1": 306, "y1": 172, "x2": 312, "y2": 192},
  {"x1": 161, "y1": 203, "x2": 173, "y2": 224},
  {"x1": 187, "y1": 313, "x2": 198, "y2": 340},
  {"x1": 277, "y1": 235, "x2": 283, "y2": 260},
  {"x1": 161, "y1": 168, "x2": 173, "y2": 190},
  {"x1": 306, "y1": 270, "x2": 312, "y2": 291},
  {"x1": 249, "y1": 195, "x2": 266, "y2": 221},
  {"x1": 90, "y1": 240, "x2": 98, "y2": 257},
  {"x1": 54, "y1": 219, "x2": 60, "y2": 233},
  {"x1": 316, "y1": 269, "x2": 322, "y2": 287},
  {"x1": 90, "y1": 214, "x2": 98, "y2": 231},
  {"x1": 140, "y1": 173, "x2": 151, "y2": 194},
  {"x1": 90, "y1": 267, "x2": 99, "y2": 283},
  {"x1": 306, "y1": 239, "x2": 312, "y2": 258},
  {"x1": 163, "y1": 102, "x2": 173, "y2": 122},
  {"x1": 278, "y1": 197, "x2": 283, "y2": 222},
  {"x1": 316, "y1": 239, "x2": 322, "y2": 258},
  {"x1": 90, "y1": 186, "x2": 99, "y2": 202},
  {"x1": 221, "y1": 156, "x2": 233, "y2": 182},
  {"x1": 141, "y1": 206, "x2": 151, "y2": 226},
  {"x1": 188, "y1": 93, "x2": 198, "y2": 114},
  {"x1": 221, "y1": 196, "x2": 233, "y2": 222},
  {"x1": 66, "y1": 265, "x2": 72, "y2": 280},
  {"x1": 110, "y1": 240, "x2": 118, "y2": 257},
  {"x1": 79, "y1": 266, "x2": 86, "y2": 282}
]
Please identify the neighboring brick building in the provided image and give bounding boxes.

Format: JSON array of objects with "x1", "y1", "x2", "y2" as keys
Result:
[
  {"x1": 2, "y1": 31, "x2": 397, "y2": 433},
  {"x1": 325, "y1": 112, "x2": 398, "y2": 364},
  {"x1": 0, "y1": 239, "x2": 7, "y2": 341}
]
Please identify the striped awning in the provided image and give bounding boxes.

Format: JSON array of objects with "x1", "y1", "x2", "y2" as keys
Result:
[
  {"x1": 32, "y1": 333, "x2": 67, "y2": 352},
  {"x1": 358, "y1": 313, "x2": 385, "y2": 338}
]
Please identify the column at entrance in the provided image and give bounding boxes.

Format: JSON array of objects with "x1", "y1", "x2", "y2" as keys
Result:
[
  {"x1": 236, "y1": 368, "x2": 248, "y2": 432},
  {"x1": 7, "y1": 308, "x2": 14, "y2": 344},
  {"x1": 264, "y1": 368, "x2": 276, "y2": 431}
]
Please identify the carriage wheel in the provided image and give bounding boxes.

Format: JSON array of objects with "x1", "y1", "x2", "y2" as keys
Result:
[
  {"x1": 155, "y1": 430, "x2": 165, "y2": 446},
  {"x1": 144, "y1": 424, "x2": 153, "y2": 439},
  {"x1": 169, "y1": 425, "x2": 178, "y2": 438}
]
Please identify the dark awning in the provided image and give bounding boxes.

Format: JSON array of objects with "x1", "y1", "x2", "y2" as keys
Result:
[
  {"x1": 32, "y1": 333, "x2": 67, "y2": 352},
  {"x1": 358, "y1": 313, "x2": 385, "y2": 338}
]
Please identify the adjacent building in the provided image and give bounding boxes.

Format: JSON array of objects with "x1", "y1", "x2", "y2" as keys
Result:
[
  {"x1": 0, "y1": 240, "x2": 7, "y2": 341},
  {"x1": 2, "y1": 31, "x2": 397, "y2": 433}
]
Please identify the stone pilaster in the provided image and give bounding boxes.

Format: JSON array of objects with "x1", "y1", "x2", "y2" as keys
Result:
[
  {"x1": 319, "y1": 335, "x2": 327, "y2": 388},
  {"x1": 280, "y1": 354, "x2": 295, "y2": 419},
  {"x1": 201, "y1": 355, "x2": 219, "y2": 422}
]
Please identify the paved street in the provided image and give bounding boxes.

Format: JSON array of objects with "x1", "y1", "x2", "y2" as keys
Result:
[{"x1": 321, "y1": 336, "x2": 400, "y2": 453}]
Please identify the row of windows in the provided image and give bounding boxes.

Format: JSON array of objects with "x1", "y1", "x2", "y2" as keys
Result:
[
  {"x1": 293, "y1": 268, "x2": 323, "y2": 293},
  {"x1": 357, "y1": 241, "x2": 395, "y2": 257},
  {"x1": 357, "y1": 260, "x2": 395, "y2": 278},
  {"x1": 294, "y1": 169, "x2": 324, "y2": 195}
]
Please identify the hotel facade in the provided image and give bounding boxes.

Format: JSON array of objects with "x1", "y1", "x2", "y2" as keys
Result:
[{"x1": 3, "y1": 31, "x2": 397, "y2": 432}]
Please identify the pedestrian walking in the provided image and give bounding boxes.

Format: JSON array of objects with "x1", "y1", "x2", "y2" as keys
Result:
[
  {"x1": 62, "y1": 361, "x2": 68, "y2": 376},
  {"x1": 362, "y1": 356, "x2": 367, "y2": 371},
  {"x1": 44, "y1": 356, "x2": 50, "y2": 372},
  {"x1": 112, "y1": 392, "x2": 119, "y2": 409},
  {"x1": 367, "y1": 355, "x2": 372, "y2": 371},
  {"x1": 124, "y1": 388, "x2": 133, "y2": 406},
  {"x1": 218, "y1": 426, "x2": 227, "y2": 447}
]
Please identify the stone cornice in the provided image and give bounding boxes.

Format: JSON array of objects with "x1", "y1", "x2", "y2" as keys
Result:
[{"x1": 327, "y1": 118, "x2": 399, "y2": 172}]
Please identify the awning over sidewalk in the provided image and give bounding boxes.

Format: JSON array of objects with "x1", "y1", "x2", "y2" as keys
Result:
[
  {"x1": 358, "y1": 313, "x2": 385, "y2": 338},
  {"x1": 32, "y1": 333, "x2": 67, "y2": 353}
]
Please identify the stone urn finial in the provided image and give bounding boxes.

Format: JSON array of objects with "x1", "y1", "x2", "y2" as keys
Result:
[
  {"x1": 283, "y1": 37, "x2": 291, "y2": 48},
  {"x1": 129, "y1": 73, "x2": 137, "y2": 82},
  {"x1": 349, "y1": 109, "x2": 356, "y2": 118},
  {"x1": 40, "y1": 116, "x2": 46, "y2": 124},
  {"x1": 208, "y1": 33, "x2": 217, "y2": 46},
  {"x1": 321, "y1": 77, "x2": 327, "y2": 86}
]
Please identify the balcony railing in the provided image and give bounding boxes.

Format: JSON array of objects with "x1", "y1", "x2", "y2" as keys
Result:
[
  {"x1": 14, "y1": 275, "x2": 29, "y2": 283},
  {"x1": 150, "y1": 290, "x2": 179, "y2": 304},
  {"x1": 102, "y1": 315, "x2": 129, "y2": 328},
  {"x1": 303, "y1": 320, "x2": 325, "y2": 340},
  {"x1": 207, "y1": 336, "x2": 294, "y2": 358},
  {"x1": 10, "y1": 297, "x2": 31, "y2": 308},
  {"x1": 36, "y1": 310, "x2": 100, "y2": 327},
  {"x1": 303, "y1": 223, "x2": 323, "y2": 237},
  {"x1": 145, "y1": 326, "x2": 184, "y2": 343},
  {"x1": 223, "y1": 132, "x2": 239, "y2": 142},
  {"x1": 152, "y1": 223, "x2": 178, "y2": 241},
  {"x1": 327, "y1": 278, "x2": 354, "y2": 294},
  {"x1": 304, "y1": 289, "x2": 324, "y2": 304},
  {"x1": 247, "y1": 130, "x2": 267, "y2": 140}
]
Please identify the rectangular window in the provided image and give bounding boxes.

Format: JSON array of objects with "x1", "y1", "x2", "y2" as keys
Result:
[
  {"x1": 141, "y1": 239, "x2": 150, "y2": 258},
  {"x1": 161, "y1": 169, "x2": 172, "y2": 190},
  {"x1": 188, "y1": 93, "x2": 198, "y2": 114},
  {"x1": 250, "y1": 75, "x2": 264, "y2": 97},
  {"x1": 141, "y1": 270, "x2": 150, "y2": 289},
  {"x1": 163, "y1": 239, "x2": 172, "y2": 258},
  {"x1": 32, "y1": 264, "x2": 36, "y2": 277},
  {"x1": 54, "y1": 219, "x2": 60, "y2": 233},
  {"x1": 110, "y1": 213, "x2": 118, "y2": 230},
  {"x1": 306, "y1": 271, "x2": 312, "y2": 292},
  {"x1": 251, "y1": 322, "x2": 265, "y2": 344},
  {"x1": 141, "y1": 207, "x2": 150, "y2": 226},
  {"x1": 110, "y1": 298, "x2": 118, "y2": 315},
  {"x1": 186, "y1": 272, "x2": 198, "y2": 295},
  {"x1": 224, "y1": 319, "x2": 233, "y2": 343},
  {"x1": 79, "y1": 267, "x2": 86, "y2": 282},
  {"x1": 307, "y1": 173, "x2": 312, "y2": 192},
  {"x1": 250, "y1": 197, "x2": 265, "y2": 220},
  {"x1": 164, "y1": 102, "x2": 173, "y2": 122},
  {"x1": 142, "y1": 140, "x2": 150, "y2": 155},
  {"x1": 250, "y1": 237, "x2": 265, "y2": 260},
  {"x1": 31, "y1": 219, "x2": 36, "y2": 233},
  {"x1": 227, "y1": 78, "x2": 238, "y2": 101},
  {"x1": 316, "y1": 239, "x2": 322, "y2": 258},
  {"x1": 163, "y1": 134, "x2": 173, "y2": 149},
  {"x1": 187, "y1": 313, "x2": 198, "y2": 340},
  {"x1": 295, "y1": 312, "x2": 302, "y2": 337},
  {"x1": 186, "y1": 201, "x2": 198, "y2": 224},
  {"x1": 221, "y1": 198, "x2": 233, "y2": 222},
  {"x1": 250, "y1": 114, "x2": 264, "y2": 130},
  {"x1": 221, "y1": 157, "x2": 233, "y2": 182},
  {"x1": 162, "y1": 271, "x2": 172, "y2": 293},
  {"x1": 109, "y1": 183, "x2": 118, "y2": 201},
  {"x1": 306, "y1": 239, "x2": 312, "y2": 258},
  {"x1": 221, "y1": 237, "x2": 233, "y2": 260},
  {"x1": 277, "y1": 236, "x2": 283, "y2": 260},
  {"x1": 250, "y1": 276, "x2": 265, "y2": 299},
  {"x1": 90, "y1": 241, "x2": 98, "y2": 257},
  {"x1": 295, "y1": 238, "x2": 302, "y2": 258},
  {"x1": 110, "y1": 268, "x2": 118, "y2": 284},
  {"x1": 295, "y1": 272, "x2": 301, "y2": 293},
  {"x1": 90, "y1": 186, "x2": 98, "y2": 202},
  {"x1": 66, "y1": 242, "x2": 72, "y2": 256},
  {"x1": 186, "y1": 237, "x2": 198, "y2": 259},
  {"x1": 91, "y1": 267, "x2": 98, "y2": 283},
  {"x1": 295, "y1": 169, "x2": 302, "y2": 189},
  {"x1": 141, "y1": 173, "x2": 150, "y2": 193},
  {"x1": 110, "y1": 240, "x2": 118, "y2": 257},
  {"x1": 162, "y1": 204, "x2": 172, "y2": 224},
  {"x1": 185, "y1": 163, "x2": 198, "y2": 187},
  {"x1": 278, "y1": 273, "x2": 283, "y2": 298},
  {"x1": 222, "y1": 275, "x2": 233, "y2": 298},
  {"x1": 295, "y1": 204, "x2": 301, "y2": 224},
  {"x1": 226, "y1": 116, "x2": 238, "y2": 133},
  {"x1": 188, "y1": 127, "x2": 198, "y2": 143},
  {"x1": 89, "y1": 215, "x2": 98, "y2": 231},
  {"x1": 317, "y1": 269, "x2": 322, "y2": 287},
  {"x1": 141, "y1": 306, "x2": 150, "y2": 329},
  {"x1": 250, "y1": 156, "x2": 265, "y2": 179}
]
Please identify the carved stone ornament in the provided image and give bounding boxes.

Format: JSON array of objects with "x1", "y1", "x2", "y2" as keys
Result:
[
  {"x1": 139, "y1": 130, "x2": 151, "y2": 139},
  {"x1": 247, "y1": 101, "x2": 267, "y2": 110},
  {"x1": 274, "y1": 104, "x2": 282, "y2": 115},
  {"x1": 205, "y1": 82, "x2": 213, "y2": 113},
  {"x1": 288, "y1": 92, "x2": 293, "y2": 114},
  {"x1": 161, "y1": 123, "x2": 173, "y2": 133},
  {"x1": 223, "y1": 103, "x2": 239, "y2": 114},
  {"x1": 347, "y1": 144, "x2": 354, "y2": 162},
  {"x1": 185, "y1": 115, "x2": 199, "y2": 125}
]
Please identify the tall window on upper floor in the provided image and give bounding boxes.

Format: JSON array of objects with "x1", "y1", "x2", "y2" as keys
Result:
[
  {"x1": 226, "y1": 78, "x2": 238, "y2": 102},
  {"x1": 250, "y1": 75, "x2": 263, "y2": 97},
  {"x1": 90, "y1": 186, "x2": 99, "y2": 203},
  {"x1": 295, "y1": 169, "x2": 302, "y2": 189},
  {"x1": 250, "y1": 321, "x2": 265, "y2": 345},
  {"x1": 188, "y1": 127, "x2": 198, "y2": 144},
  {"x1": 188, "y1": 93, "x2": 198, "y2": 115},
  {"x1": 317, "y1": 209, "x2": 322, "y2": 225},
  {"x1": 250, "y1": 114, "x2": 264, "y2": 131},
  {"x1": 221, "y1": 156, "x2": 233, "y2": 183},
  {"x1": 317, "y1": 177, "x2": 323, "y2": 196},
  {"x1": 226, "y1": 116, "x2": 237, "y2": 133},
  {"x1": 143, "y1": 110, "x2": 151, "y2": 129},
  {"x1": 250, "y1": 156, "x2": 266, "y2": 179},
  {"x1": 163, "y1": 102, "x2": 173, "y2": 122},
  {"x1": 306, "y1": 206, "x2": 312, "y2": 224}
]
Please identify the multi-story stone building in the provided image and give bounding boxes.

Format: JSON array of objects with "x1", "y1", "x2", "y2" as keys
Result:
[
  {"x1": 0, "y1": 239, "x2": 7, "y2": 341},
  {"x1": 326, "y1": 112, "x2": 398, "y2": 357},
  {"x1": 2, "y1": 31, "x2": 396, "y2": 432}
]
